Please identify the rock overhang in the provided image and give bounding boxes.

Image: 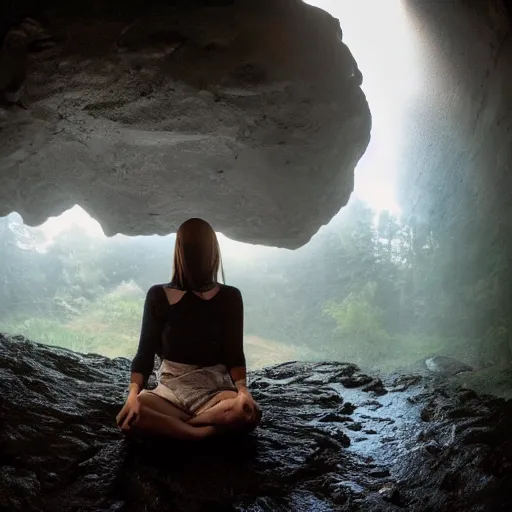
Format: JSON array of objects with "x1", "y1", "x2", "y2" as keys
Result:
[{"x1": 0, "y1": 0, "x2": 371, "y2": 249}]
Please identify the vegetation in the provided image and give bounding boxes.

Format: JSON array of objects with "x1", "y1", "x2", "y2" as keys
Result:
[{"x1": 1, "y1": 196, "x2": 510, "y2": 373}]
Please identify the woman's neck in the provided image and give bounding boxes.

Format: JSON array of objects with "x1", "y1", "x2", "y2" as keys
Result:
[{"x1": 168, "y1": 280, "x2": 218, "y2": 292}]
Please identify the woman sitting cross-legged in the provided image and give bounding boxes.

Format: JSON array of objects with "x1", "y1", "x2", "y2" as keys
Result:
[{"x1": 116, "y1": 218, "x2": 261, "y2": 440}]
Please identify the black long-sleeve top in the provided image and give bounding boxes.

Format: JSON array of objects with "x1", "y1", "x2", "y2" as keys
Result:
[{"x1": 130, "y1": 284, "x2": 246, "y2": 383}]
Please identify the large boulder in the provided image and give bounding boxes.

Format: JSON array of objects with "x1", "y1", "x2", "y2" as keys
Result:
[
  {"x1": 0, "y1": 0, "x2": 371, "y2": 248},
  {"x1": 1, "y1": 333, "x2": 511, "y2": 511}
]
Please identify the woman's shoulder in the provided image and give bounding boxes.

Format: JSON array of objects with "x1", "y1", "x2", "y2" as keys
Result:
[
  {"x1": 220, "y1": 283, "x2": 241, "y2": 292},
  {"x1": 146, "y1": 283, "x2": 169, "y2": 300},
  {"x1": 220, "y1": 284, "x2": 242, "y2": 300}
]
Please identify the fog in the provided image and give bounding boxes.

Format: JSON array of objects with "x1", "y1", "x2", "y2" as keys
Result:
[
  {"x1": 1, "y1": 0, "x2": 510, "y2": 376},
  {"x1": 0, "y1": 193, "x2": 496, "y2": 373}
]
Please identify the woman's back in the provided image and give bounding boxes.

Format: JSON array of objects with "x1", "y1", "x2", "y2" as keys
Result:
[
  {"x1": 131, "y1": 283, "x2": 245, "y2": 375},
  {"x1": 117, "y1": 217, "x2": 260, "y2": 440}
]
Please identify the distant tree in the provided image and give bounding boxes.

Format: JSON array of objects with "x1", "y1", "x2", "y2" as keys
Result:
[{"x1": 0, "y1": 214, "x2": 48, "y2": 318}]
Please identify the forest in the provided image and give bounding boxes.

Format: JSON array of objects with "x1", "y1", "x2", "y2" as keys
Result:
[{"x1": 1, "y1": 196, "x2": 510, "y2": 373}]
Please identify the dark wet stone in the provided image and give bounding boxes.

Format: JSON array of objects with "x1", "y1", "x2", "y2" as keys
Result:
[
  {"x1": 457, "y1": 389, "x2": 478, "y2": 403},
  {"x1": 447, "y1": 406, "x2": 481, "y2": 419},
  {"x1": 378, "y1": 482, "x2": 399, "y2": 502},
  {"x1": 390, "y1": 375, "x2": 422, "y2": 392},
  {"x1": 369, "y1": 469, "x2": 390, "y2": 478},
  {"x1": 320, "y1": 428, "x2": 351, "y2": 448},
  {"x1": 440, "y1": 471, "x2": 459, "y2": 490},
  {"x1": 339, "y1": 402, "x2": 357, "y2": 415},
  {"x1": 420, "y1": 404, "x2": 435, "y2": 422},
  {"x1": 360, "y1": 399, "x2": 383, "y2": 410},
  {"x1": 317, "y1": 392, "x2": 344, "y2": 407},
  {"x1": 423, "y1": 440, "x2": 442, "y2": 455},
  {"x1": 314, "y1": 362, "x2": 359, "y2": 375},
  {"x1": 460, "y1": 426, "x2": 494, "y2": 445},
  {"x1": 362, "y1": 378, "x2": 388, "y2": 396},
  {"x1": 425, "y1": 356, "x2": 473, "y2": 376},
  {"x1": 250, "y1": 379, "x2": 270, "y2": 390},
  {"x1": 318, "y1": 413, "x2": 353, "y2": 423},
  {"x1": 339, "y1": 373, "x2": 373, "y2": 388},
  {"x1": 1, "y1": 334, "x2": 512, "y2": 512}
]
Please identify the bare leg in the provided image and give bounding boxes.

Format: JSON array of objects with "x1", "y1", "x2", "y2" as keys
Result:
[
  {"x1": 196, "y1": 390, "x2": 239, "y2": 413},
  {"x1": 131, "y1": 393, "x2": 216, "y2": 440},
  {"x1": 188, "y1": 392, "x2": 261, "y2": 432},
  {"x1": 138, "y1": 392, "x2": 191, "y2": 420}
]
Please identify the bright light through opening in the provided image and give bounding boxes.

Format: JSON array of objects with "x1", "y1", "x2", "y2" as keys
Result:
[{"x1": 306, "y1": 0, "x2": 420, "y2": 217}]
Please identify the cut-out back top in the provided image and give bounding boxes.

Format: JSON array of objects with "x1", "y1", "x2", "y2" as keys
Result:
[{"x1": 130, "y1": 284, "x2": 245, "y2": 382}]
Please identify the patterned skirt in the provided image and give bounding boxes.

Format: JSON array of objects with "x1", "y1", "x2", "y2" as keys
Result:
[{"x1": 141, "y1": 359, "x2": 237, "y2": 415}]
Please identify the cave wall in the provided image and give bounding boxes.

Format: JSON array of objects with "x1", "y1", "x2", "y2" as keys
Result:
[
  {"x1": 401, "y1": 0, "x2": 512, "y2": 225},
  {"x1": 400, "y1": 0, "x2": 512, "y2": 358}
]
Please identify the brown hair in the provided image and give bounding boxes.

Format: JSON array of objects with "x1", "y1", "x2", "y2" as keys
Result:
[{"x1": 171, "y1": 218, "x2": 225, "y2": 291}]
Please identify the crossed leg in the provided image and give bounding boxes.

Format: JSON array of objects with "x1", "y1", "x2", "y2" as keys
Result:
[
  {"x1": 132, "y1": 390, "x2": 261, "y2": 440},
  {"x1": 132, "y1": 393, "x2": 215, "y2": 440},
  {"x1": 188, "y1": 390, "x2": 261, "y2": 432}
]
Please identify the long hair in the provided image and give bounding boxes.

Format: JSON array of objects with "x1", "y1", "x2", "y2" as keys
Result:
[{"x1": 171, "y1": 218, "x2": 225, "y2": 291}]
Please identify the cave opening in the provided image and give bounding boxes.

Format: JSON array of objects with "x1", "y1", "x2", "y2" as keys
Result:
[
  {"x1": 2, "y1": 0, "x2": 510, "y2": 386},
  {"x1": 1, "y1": 1, "x2": 512, "y2": 511}
]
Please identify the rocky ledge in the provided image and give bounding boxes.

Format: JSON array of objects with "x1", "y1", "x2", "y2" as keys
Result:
[{"x1": 0, "y1": 333, "x2": 511, "y2": 512}]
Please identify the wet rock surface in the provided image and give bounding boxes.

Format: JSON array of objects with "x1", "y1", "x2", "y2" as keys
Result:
[
  {"x1": 1, "y1": 333, "x2": 511, "y2": 512},
  {"x1": 424, "y1": 355, "x2": 473, "y2": 376}
]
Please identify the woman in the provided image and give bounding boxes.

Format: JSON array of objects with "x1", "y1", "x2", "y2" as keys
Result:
[{"x1": 116, "y1": 218, "x2": 261, "y2": 440}]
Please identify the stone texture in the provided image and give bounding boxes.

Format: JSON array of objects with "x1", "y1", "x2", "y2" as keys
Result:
[
  {"x1": 0, "y1": 0, "x2": 370, "y2": 248},
  {"x1": 1, "y1": 333, "x2": 511, "y2": 511},
  {"x1": 425, "y1": 355, "x2": 473, "y2": 376},
  {"x1": 400, "y1": 0, "x2": 512, "y2": 233}
]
